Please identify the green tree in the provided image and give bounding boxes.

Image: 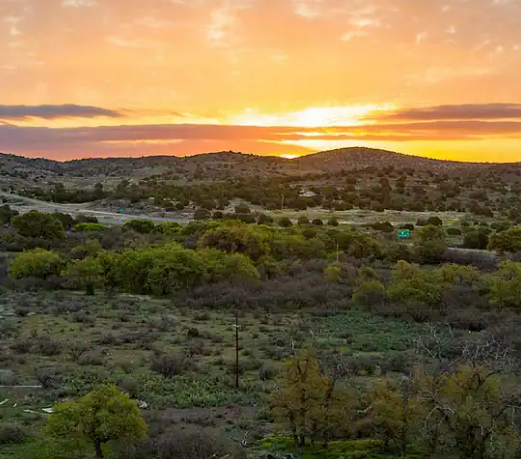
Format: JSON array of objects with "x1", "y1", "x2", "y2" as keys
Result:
[
  {"x1": 201, "y1": 249, "x2": 260, "y2": 283},
  {"x1": 193, "y1": 208, "x2": 211, "y2": 220},
  {"x1": 65, "y1": 257, "x2": 103, "y2": 295},
  {"x1": 47, "y1": 385, "x2": 147, "y2": 458},
  {"x1": 146, "y1": 245, "x2": 207, "y2": 294},
  {"x1": 414, "y1": 225, "x2": 447, "y2": 264},
  {"x1": 198, "y1": 222, "x2": 268, "y2": 261},
  {"x1": 9, "y1": 249, "x2": 64, "y2": 280},
  {"x1": 361, "y1": 378, "x2": 424, "y2": 453},
  {"x1": 485, "y1": 260, "x2": 521, "y2": 309},
  {"x1": 73, "y1": 223, "x2": 107, "y2": 232},
  {"x1": 12, "y1": 210, "x2": 65, "y2": 239},
  {"x1": 270, "y1": 348, "x2": 352, "y2": 448},
  {"x1": 123, "y1": 219, "x2": 156, "y2": 234},
  {"x1": 0, "y1": 204, "x2": 18, "y2": 224},
  {"x1": 489, "y1": 226, "x2": 521, "y2": 253}
]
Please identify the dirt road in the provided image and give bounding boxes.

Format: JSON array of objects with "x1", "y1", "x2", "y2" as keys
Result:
[{"x1": 0, "y1": 192, "x2": 192, "y2": 225}]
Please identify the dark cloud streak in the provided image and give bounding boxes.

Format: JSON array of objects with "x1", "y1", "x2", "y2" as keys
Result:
[
  {"x1": 371, "y1": 104, "x2": 521, "y2": 121},
  {"x1": 0, "y1": 104, "x2": 124, "y2": 120}
]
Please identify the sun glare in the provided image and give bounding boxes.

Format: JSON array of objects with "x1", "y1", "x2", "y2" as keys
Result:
[
  {"x1": 228, "y1": 104, "x2": 393, "y2": 127},
  {"x1": 280, "y1": 154, "x2": 299, "y2": 159}
]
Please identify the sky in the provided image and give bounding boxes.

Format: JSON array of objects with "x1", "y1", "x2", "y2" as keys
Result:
[{"x1": 1, "y1": 0, "x2": 521, "y2": 162}]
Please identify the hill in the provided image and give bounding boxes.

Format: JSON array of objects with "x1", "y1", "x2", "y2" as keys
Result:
[{"x1": 1, "y1": 147, "x2": 521, "y2": 191}]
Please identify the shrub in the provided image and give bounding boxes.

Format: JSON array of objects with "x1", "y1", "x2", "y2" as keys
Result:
[
  {"x1": 9, "y1": 249, "x2": 64, "y2": 280},
  {"x1": 278, "y1": 217, "x2": 293, "y2": 227},
  {"x1": 35, "y1": 367, "x2": 58, "y2": 389},
  {"x1": 446, "y1": 227, "x2": 462, "y2": 236},
  {"x1": 12, "y1": 210, "x2": 65, "y2": 239},
  {"x1": 0, "y1": 424, "x2": 26, "y2": 445},
  {"x1": 312, "y1": 218, "x2": 324, "y2": 226},
  {"x1": 150, "y1": 353, "x2": 188, "y2": 378},
  {"x1": 0, "y1": 369, "x2": 17, "y2": 386},
  {"x1": 73, "y1": 223, "x2": 108, "y2": 232},
  {"x1": 123, "y1": 219, "x2": 156, "y2": 234}
]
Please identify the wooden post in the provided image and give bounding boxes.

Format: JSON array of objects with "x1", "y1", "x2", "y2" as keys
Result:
[{"x1": 234, "y1": 307, "x2": 239, "y2": 389}]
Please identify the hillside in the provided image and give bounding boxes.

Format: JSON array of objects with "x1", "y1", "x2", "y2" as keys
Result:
[{"x1": 1, "y1": 147, "x2": 521, "y2": 191}]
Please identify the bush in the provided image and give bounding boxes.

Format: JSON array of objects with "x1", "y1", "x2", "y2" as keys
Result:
[
  {"x1": 9, "y1": 249, "x2": 64, "y2": 280},
  {"x1": 278, "y1": 217, "x2": 293, "y2": 227},
  {"x1": 150, "y1": 353, "x2": 188, "y2": 378},
  {"x1": 312, "y1": 218, "x2": 324, "y2": 226},
  {"x1": 0, "y1": 424, "x2": 26, "y2": 445},
  {"x1": 73, "y1": 223, "x2": 108, "y2": 232},
  {"x1": 446, "y1": 227, "x2": 462, "y2": 236},
  {"x1": 123, "y1": 219, "x2": 156, "y2": 234}
]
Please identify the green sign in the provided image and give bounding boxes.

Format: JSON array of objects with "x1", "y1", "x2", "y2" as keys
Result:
[{"x1": 397, "y1": 229, "x2": 410, "y2": 239}]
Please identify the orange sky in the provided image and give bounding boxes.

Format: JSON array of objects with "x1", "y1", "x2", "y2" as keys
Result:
[{"x1": 1, "y1": 0, "x2": 521, "y2": 162}]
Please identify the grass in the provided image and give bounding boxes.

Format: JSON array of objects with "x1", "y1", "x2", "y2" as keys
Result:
[{"x1": 0, "y1": 290, "x2": 435, "y2": 458}]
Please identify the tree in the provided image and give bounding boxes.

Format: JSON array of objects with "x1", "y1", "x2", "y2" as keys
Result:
[
  {"x1": 463, "y1": 230, "x2": 489, "y2": 249},
  {"x1": 12, "y1": 210, "x2": 65, "y2": 239},
  {"x1": 193, "y1": 208, "x2": 211, "y2": 220},
  {"x1": 198, "y1": 223, "x2": 268, "y2": 261},
  {"x1": 47, "y1": 385, "x2": 147, "y2": 458},
  {"x1": 9, "y1": 249, "x2": 64, "y2": 280},
  {"x1": 146, "y1": 245, "x2": 206, "y2": 294},
  {"x1": 65, "y1": 257, "x2": 103, "y2": 295},
  {"x1": 0, "y1": 204, "x2": 18, "y2": 224},
  {"x1": 270, "y1": 348, "x2": 351, "y2": 448},
  {"x1": 419, "y1": 365, "x2": 521, "y2": 459},
  {"x1": 298, "y1": 215, "x2": 310, "y2": 226},
  {"x1": 201, "y1": 249, "x2": 260, "y2": 283},
  {"x1": 361, "y1": 378, "x2": 423, "y2": 454},
  {"x1": 426, "y1": 216, "x2": 443, "y2": 227},
  {"x1": 414, "y1": 225, "x2": 447, "y2": 264},
  {"x1": 485, "y1": 260, "x2": 521, "y2": 310},
  {"x1": 73, "y1": 223, "x2": 107, "y2": 232},
  {"x1": 489, "y1": 226, "x2": 521, "y2": 253},
  {"x1": 123, "y1": 219, "x2": 156, "y2": 234},
  {"x1": 278, "y1": 217, "x2": 293, "y2": 227}
]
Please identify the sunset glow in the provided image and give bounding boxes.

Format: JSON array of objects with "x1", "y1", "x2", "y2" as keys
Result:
[{"x1": 1, "y1": 0, "x2": 521, "y2": 161}]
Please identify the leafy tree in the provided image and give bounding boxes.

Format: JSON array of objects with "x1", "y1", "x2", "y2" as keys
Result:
[
  {"x1": 298, "y1": 216, "x2": 310, "y2": 226},
  {"x1": 312, "y1": 218, "x2": 324, "y2": 226},
  {"x1": 9, "y1": 249, "x2": 64, "y2": 280},
  {"x1": 270, "y1": 348, "x2": 351, "y2": 447},
  {"x1": 324, "y1": 264, "x2": 341, "y2": 283},
  {"x1": 234, "y1": 203, "x2": 251, "y2": 214},
  {"x1": 124, "y1": 219, "x2": 156, "y2": 234},
  {"x1": 327, "y1": 217, "x2": 339, "y2": 227},
  {"x1": 420, "y1": 365, "x2": 521, "y2": 459},
  {"x1": 463, "y1": 230, "x2": 489, "y2": 249},
  {"x1": 146, "y1": 245, "x2": 206, "y2": 294},
  {"x1": 201, "y1": 249, "x2": 260, "y2": 283},
  {"x1": 361, "y1": 378, "x2": 423, "y2": 453},
  {"x1": 12, "y1": 210, "x2": 65, "y2": 239},
  {"x1": 193, "y1": 208, "x2": 211, "y2": 220},
  {"x1": 198, "y1": 222, "x2": 268, "y2": 261},
  {"x1": 257, "y1": 213, "x2": 274, "y2": 225},
  {"x1": 65, "y1": 257, "x2": 103, "y2": 295},
  {"x1": 73, "y1": 223, "x2": 107, "y2": 232},
  {"x1": 0, "y1": 204, "x2": 18, "y2": 224},
  {"x1": 47, "y1": 385, "x2": 147, "y2": 458},
  {"x1": 70, "y1": 239, "x2": 102, "y2": 260},
  {"x1": 53, "y1": 212, "x2": 75, "y2": 231},
  {"x1": 426, "y1": 216, "x2": 443, "y2": 227},
  {"x1": 278, "y1": 217, "x2": 293, "y2": 227},
  {"x1": 489, "y1": 226, "x2": 521, "y2": 253},
  {"x1": 387, "y1": 261, "x2": 443, "y2": 307},
  {"x1": 485, "y1": 260, "x2": 521, "y2": 310},
  {"x1": 414, "y1": 225, "x2": 447, "y2": 264}
]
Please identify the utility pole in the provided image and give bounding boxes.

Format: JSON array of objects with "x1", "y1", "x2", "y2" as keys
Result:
[{"x1": 233, "y1": 306, "x2": 240, "y2": 389}]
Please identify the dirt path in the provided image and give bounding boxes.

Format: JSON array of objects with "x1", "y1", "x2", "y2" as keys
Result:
[{"x1": 0, "y1": 192, "x2": 191, "y2": 225}]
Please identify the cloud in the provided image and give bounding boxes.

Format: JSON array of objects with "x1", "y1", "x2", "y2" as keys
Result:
[
  {"x1": 0, "y1": 104, "x2": 124, "y2": 120},
  {"x1": 371, "y1": 104, "x2": 521, "y2": 121},
  {"x1": 62, "y1": 0, "x2": 97, "y2": 7}
]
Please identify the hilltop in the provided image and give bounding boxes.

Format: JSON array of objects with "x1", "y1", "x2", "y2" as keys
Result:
[{"x1": 1, "y1": 147, "x2": 520, "y2": 191}]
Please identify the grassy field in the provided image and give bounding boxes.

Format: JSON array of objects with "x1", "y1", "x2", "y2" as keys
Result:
[{"x1": 0, "y1": 290, "x2": 430, "y2": 458}]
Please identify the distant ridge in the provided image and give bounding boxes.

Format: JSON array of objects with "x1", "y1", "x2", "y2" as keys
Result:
[{"x1": 1, "y1": 147, "x2": 520, "y2": 181}]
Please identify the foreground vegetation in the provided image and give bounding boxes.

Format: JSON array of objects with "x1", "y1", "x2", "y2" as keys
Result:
[{"x1": 2, "y1": 202, "x2": 521, "y2": 458}]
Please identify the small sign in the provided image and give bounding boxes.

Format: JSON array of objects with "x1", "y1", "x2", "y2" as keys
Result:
[{"x1": 397, "y1": 229, "x2": 410, "y2": 239}]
